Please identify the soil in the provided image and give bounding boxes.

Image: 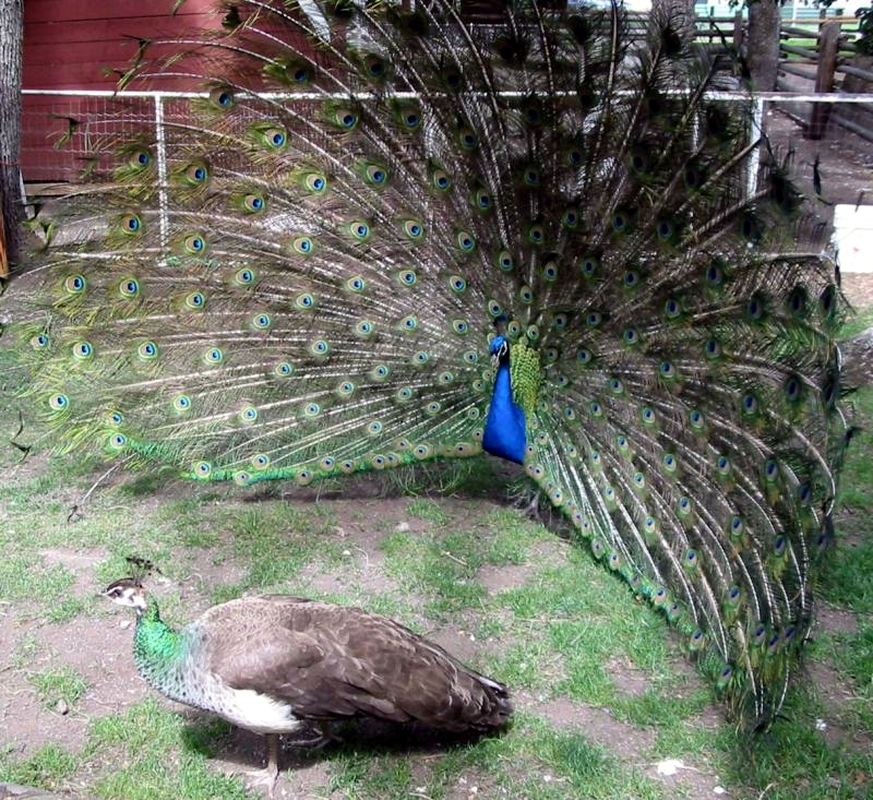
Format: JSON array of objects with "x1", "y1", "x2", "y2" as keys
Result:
[
  {"x1": 0, "y1": 455, "x2": 741, "y2": 800},
  {"x1": 1, "y1": 463, "x2": 869, "y2": 800}
]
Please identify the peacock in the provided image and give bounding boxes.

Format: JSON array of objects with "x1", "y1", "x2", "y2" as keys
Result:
[
  {"x1": 17, "y1": 0, "x2": 847, "y2": 729},
  {"x1": 101, "y1": 576, "x2": 512, "y2": 794}
]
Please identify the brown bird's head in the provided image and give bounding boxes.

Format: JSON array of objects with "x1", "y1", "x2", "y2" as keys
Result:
[{"x1": 101, "y1": 577, "x2": 148, "y2": 614}]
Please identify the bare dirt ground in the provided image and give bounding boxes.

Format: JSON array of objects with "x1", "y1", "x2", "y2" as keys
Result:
[{"x1": 0, "y1": 469, "x2": 739, "y2": 800}]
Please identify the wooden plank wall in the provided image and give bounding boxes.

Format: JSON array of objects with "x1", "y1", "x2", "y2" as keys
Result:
[
  {"x1": 21, "y1": 0, "x2": 217, "y2": 181},
  {"x1": 23, "y1": 0, "x2": 218, "y2": 90}
]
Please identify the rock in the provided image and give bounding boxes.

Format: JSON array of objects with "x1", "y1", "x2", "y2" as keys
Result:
[{"x1": 0, "y1": 784, "x2": 67, "y2": 800}]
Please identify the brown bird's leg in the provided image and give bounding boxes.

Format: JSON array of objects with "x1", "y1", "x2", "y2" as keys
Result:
[
  {"x1": 264, "y1": 733, "x2": 280, "y2": 797},
  {"x1": 245, "y1": 733, "x2": 280, "y2": 798},
  {"x1": 247, "y1": 724, "x2": 333, "y2": 796}
]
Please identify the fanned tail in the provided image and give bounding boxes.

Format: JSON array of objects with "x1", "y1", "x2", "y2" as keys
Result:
[{"x1": 19, "y1": 1, "x2": 847, "y2": 726}]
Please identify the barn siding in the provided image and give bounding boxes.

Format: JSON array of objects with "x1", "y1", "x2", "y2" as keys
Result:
[{"x1": 22, "y1": 0, "x2": 217, "y2": 181}]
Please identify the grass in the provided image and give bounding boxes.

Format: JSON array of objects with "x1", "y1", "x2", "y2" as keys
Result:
[
  {"x1": 0, "y1": 316, "x2": 872, "y2": 800},
  {"x1": 86, "y1": 700, "x2": 254, "y2": 799},
  {"x1": 29, "y1": 666, "x2": 89, "y2": 710},
  {"x1": 0, "y1": 744, "x2": 78, "y2": 790}
]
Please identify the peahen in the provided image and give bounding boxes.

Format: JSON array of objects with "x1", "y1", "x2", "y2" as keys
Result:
[
  {"x1": 19, "y1": 0, "x2": 847, "y2": 728},
  {"x1": 101, "y1": 577, "x2": 511, "y2": 794}
]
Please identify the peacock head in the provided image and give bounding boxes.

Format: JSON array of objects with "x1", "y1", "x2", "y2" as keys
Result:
[{"x1": 102, "y1": 578, "x2": 149, "y2": 614}]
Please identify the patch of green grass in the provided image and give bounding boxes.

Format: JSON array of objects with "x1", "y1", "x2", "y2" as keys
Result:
[
  {"x1": 827, "y1": 388, "x2": 873, "y2": 612},
  {"x1": 406, "y1": 497, "x2": 450, "y2": 524},
  {"x1": 47, "y1": 595, "x2": 87, "y2": 623},
  {"x1": 836, "y1": 389, "x2": 873, "y2": 512},
  {"x1": 377, "y1": 511, "x2": 550, "y2": 622},
  {"x1": 329, "y1": 749, "x2": 417, "y2": 798},
  {"x1": 327, "y1": 714, "x2": 669, "y2": 800},
  {"x1": 480, "y1": 508, "x2": 552, "y2": 565},
  {"x1": 379, "y1": 512, "x2": 551, "y2": 619},
  {"x1": 821, "y1": 536, "x2": 873, "y2": 613},
  {"x1": 0, "y1": 556, "x2": 76, "y2": 606},
  {"x1": 497, "y1": 548, "x2": 677, "y2": 705},
  {"x1": 650, "y1": 717, "x2": 734, "y2": 761},
  {"x1": 613, "y1": 687, "x2": 711, "y2": 728},
  {"x1": 492, "y1": 637, "x2": 566, "y2": 692},
  {"x1": 0, "y1": 742, "x2": 78, "y2": 790},
  {"x1": 827, "y1": 619, "x2": 873, "y2": 732},
  {"x1": 380, "y1": 455, "x2": 500, "y2": 499},
  {"x1": 155, "y1": 495, "x2": 229, "y2": 549},
  {"x1": 207, "y1": 582, "x2": 246, "y2": 605},
  {"x1": 839, "y1": 305, "x2": 873, "y2": 340},
  {"x1": 719, "y1": 686, "x2": 873, "y2": 800},
  {"x1": 543, "y1": 729, "x2": 665, "y2": 800},
  {"x1": 30, "y1": 666, "x2": 89, "y2": 709},
  {"x1": 87, "y1": 699, "x2": 254, "y2": 800},
  {"x1": 379, "y1": 529, "x2": 487, "y2": 618},
  {"x1": 227, "y1": 502, "x2": 339, "y2": 589}
]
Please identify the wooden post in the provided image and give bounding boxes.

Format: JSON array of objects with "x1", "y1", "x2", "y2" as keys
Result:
[
  {"x1": 0, "y1": 192, "x2": 8, "y2": 279},
  {"x1": 807, "y1": 20, "x2": 841, "y2": 140}
]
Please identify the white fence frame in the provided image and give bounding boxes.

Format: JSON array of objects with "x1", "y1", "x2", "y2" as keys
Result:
[{"x1": 21, "y1": 88, "x2": 873, "y2": 246}]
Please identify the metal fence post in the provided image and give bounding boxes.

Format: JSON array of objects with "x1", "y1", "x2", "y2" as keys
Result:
[
  {"x1": 154, "y1": 94, "x2": 169, "y2": 259},
  {"x1": 746, "y1": 96, "x2": 765, "y2": 198}
]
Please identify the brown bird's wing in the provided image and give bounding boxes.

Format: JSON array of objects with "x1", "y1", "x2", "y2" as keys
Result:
[
  {"x1": 195, "y1": 596, "x2": 508, "y2": 729},
  {"x1": 196, "y1": 596, "x2": 413, "y2": 721}
]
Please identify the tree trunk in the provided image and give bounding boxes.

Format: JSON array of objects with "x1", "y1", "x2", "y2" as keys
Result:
[
  {"x1": 0, "y1": 0, "x2": 24, "y2": 271},
  {"x1": 747, "y1": 0, "x2": 782, "y2": 91}
]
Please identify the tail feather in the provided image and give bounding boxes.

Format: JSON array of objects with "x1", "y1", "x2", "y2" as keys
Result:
[{"x1": 18, "y1": 1, "x2": 846, "y2": 726}]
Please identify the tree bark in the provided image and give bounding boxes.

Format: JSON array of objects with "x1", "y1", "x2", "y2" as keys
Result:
[
  {"x1": 747, "y1": 0, "x2": 782, "y2": 91},
  {"x1": 0, "y1": 0, "x2": 24, "y2": 271}
]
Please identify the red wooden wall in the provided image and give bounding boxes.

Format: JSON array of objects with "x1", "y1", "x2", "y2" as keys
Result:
[{"x1": 22, "y1": 0, "x2": 217, "y2": 182}]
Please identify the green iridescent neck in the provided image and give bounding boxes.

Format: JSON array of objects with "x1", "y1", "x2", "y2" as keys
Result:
[{"x1": 133, "y1": 600, "x2": 184, "y2": 683}]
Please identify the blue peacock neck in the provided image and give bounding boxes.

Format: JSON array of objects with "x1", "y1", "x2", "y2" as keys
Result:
[
  {"x1": 133, "y1": 601, "x2": 185, "y2": 685},
  {"x1": 482, "y1": 335, "x2": 529, "y2": 464}
]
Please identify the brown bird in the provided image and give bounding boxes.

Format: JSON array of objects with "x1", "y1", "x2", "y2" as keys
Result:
[{"x1": 102, "y1": 579, "x2": 512, "y2": 794}]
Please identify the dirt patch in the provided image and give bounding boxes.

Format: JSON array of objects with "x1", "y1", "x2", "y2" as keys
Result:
[
  {"x1": 606, "y1": 654, "x2": 650, "y2": 698},
  {"x1": 806, "y1": 659, "x2": 872, "y2": 755},
  {"x1": 816, "y1": 606, "x2": 860, "y2": 636},
  {"x1": 0, "y1": 611, "x2": 141, "y2": 758}
]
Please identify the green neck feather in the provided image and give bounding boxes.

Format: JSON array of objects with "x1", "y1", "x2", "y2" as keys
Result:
[
  {"x1": 133, "y1": 601, "x2": 185, "y2": 683},
  {"x1": 509, "y1": 340, "x2": 541, "y2": 423}
]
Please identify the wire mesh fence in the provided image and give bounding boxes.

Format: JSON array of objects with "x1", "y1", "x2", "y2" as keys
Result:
[{"x1": 19, "y1": 87, "x2": 872, "y2": 272}]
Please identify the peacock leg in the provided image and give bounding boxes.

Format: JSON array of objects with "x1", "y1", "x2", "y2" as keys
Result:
[{"x1": 243, "y1": 733, "x2": 280, "y2": 798}]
